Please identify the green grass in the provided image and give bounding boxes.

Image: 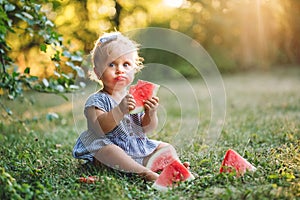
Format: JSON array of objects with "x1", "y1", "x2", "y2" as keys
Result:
[{"x1": 1, "y1": 68, "x2": 299, "y2": 199}]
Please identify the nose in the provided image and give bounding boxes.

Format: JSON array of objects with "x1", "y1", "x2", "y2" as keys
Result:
[{"x1": 115, "y1": 65, "x2": 125, "y2": 74}]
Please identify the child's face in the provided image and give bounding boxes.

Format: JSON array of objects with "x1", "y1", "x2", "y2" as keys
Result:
[{"x1": 98, "y1": 52, "x2": 137, "y2": 91}]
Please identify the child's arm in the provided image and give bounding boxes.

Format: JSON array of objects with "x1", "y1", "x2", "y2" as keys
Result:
[
  {"x1": 142, "y1": 97, "x2": 159, "y2": 134},
  {"x1": 85, "y1": 94, "x2": 136, "y2": 134}
]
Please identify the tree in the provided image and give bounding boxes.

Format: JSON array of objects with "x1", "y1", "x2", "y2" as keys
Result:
[{"x1": 0, "y1": 0, "x2": 84, "y2": 104}]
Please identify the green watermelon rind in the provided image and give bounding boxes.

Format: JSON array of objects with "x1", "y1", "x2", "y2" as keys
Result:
[
  {"x1": 145, "y1": 146, "x2": 179, "y2": 172},
  {"x1": 152, "y1": 175, "x2": 195, "y2": 192},
  {"x1": 129, "y1": 80, "x2": 160, "y2": 114},
  {"x1": 152, "y1": 183, "x2": 170, "y2": 192}
]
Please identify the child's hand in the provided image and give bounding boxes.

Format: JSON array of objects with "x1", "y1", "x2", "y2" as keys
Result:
[
  {"x1": 144, "y1": 96, "x2": 159, "y2": 115},
  {"x1": 118, "y1": 94, "x2": 136, "y2": 114}
]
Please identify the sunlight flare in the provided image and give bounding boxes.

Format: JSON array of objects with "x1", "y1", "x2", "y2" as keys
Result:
[{"x1": 163, "y1": 0, "x2": 184, "y2": 8}]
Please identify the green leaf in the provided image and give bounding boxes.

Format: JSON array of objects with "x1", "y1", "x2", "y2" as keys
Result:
[
  {"x1": 73, "y1": 66, "x2": 85, "y2": 78},
  {"x1": 33, "y1": 4, "x2": 42, "y2": 12},
  {"x1": 71, "y1": 55, "x2": 83, "y2": 62},
  {"x1": 4, "y1": 4, "x2": 15, "y2": 12},
  {"x1": 5, "y1": 108, "x2": 13, "y2": 115},
  {"x1": 12, "y1": 71, "x2": 20, "y2": 78},
  {"x1": 53, "y1": 71, "x2": 61, "y2": 77},
  {"x1": 268, "y1": 174, "x2": 279, "y2": 179},
  {"x1": 51, "y1": 51, "x2": 61, "y2": 61},
  {"x1": 57, "y1": 93, "x2": 68, "y2": 101},
  {"x1": 55, "y1": 85, "x2": 64, "y2": 92},
  {"x1": 42, "y1": 78, "x2": 49, "y2": 87},
  {"x1": 65, "y1": 61, "x2": 75, "y2": 68},
  {"x1": 45, "y1": 20, "x2": 54, "y2": 27},
  {"x1": 69, "y1": 85, "x2": 79, "y2": 90},
  {"x1": 21, "y1": 12, "x2": 34, "y2": 20},
  {"x1": 24, "y1": 67, "x2": 30, "y2": 74},
  {"x1": 61, "y1": 73, "x2": 70, "y2": 79},
  {"x1": 40, "y1": 43, "x2": 47, "y2": 52},
  {"x1": 28, "y1": 76, "x2": 38, "y2": 81},
  {"x1": 62, "y1": 51, "x2": 71, "y2": 58},
  {"x1": 7, "y1": 94, "x2": 14, "y2": 100},
  {"x1": 46, "y1": 112, "x2": 59, "y2": 121},
  {"x1": 14, "y1": 13, "x2": 26, "y2": 21}
]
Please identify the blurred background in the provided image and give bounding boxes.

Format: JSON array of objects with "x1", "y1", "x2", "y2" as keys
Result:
[{"x1": 6, "y1": 0, "x2": 300, "y2": 78}]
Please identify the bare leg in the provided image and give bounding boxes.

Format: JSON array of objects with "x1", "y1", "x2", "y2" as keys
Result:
[{"x1": 94, "y1": 144, "x2": 158, "y2": 181}]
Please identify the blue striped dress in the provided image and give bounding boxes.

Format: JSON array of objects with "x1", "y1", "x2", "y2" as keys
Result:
[{"x1": 72, "y1": 92, "x2": 160, "y2": 165}]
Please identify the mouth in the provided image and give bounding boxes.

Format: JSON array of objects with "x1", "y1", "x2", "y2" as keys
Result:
[{"x1": 114, "y1": 76, "x2": 126, "y2": 81}]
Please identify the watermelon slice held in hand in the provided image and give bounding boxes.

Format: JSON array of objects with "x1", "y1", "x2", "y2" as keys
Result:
[
  {"x1": 220, "y1": 149, "x2": 257, "y2": 176},
  {"x1": 152, "y1": 160, "x2": 195, "y2": 191},
  {"x1": 146, "y1": 146, "x2": 179, "y2": 172},
  {"x1": 129, "y1": 80, "x2": 160, "y2": 114}
]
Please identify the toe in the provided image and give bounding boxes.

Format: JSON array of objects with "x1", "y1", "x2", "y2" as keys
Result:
[{"x1": 183, "y1": 161, "x2": 190, "y2": 169}]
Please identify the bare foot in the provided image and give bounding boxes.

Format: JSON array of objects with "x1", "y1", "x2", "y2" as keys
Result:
[
  {"x1": 138, "y1": 170, "x2": 159, "y2": 182},
  {"x1": 183, "y1": 161, "x2": 190, "y2": 169}
]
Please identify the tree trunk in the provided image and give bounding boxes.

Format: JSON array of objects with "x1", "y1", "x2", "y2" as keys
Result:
[{"x1": 113, "y1": 0, "x2": 122, "y2": 29}]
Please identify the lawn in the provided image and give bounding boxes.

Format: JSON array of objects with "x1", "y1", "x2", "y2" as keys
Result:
[{"x1": 1, "y1": 67, "x2": 299, "y2": 199}]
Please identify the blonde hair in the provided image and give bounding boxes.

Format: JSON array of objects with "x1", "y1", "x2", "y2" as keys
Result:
[{"x1": 90, "y1": 32, "x2": 144, "y2": 81}]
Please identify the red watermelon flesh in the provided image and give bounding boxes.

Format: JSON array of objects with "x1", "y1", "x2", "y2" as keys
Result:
[
  {"x1": 146, "y1": 146, "x2": 179, "y2": 172},
  {"x1": 152, "y1": 160, "x2": 195, "y2": 191},
  {"x1": 220, "y1": 149, "x2": 257, "y2": 176},
  {"x1": 129, "y1": 80, "x2": 160, "y2": 114}
]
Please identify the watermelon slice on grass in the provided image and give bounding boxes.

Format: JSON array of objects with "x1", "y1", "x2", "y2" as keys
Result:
[
  {"x1": 146, "y1": 146, "x2": 179, "y2": 172},
  {"x1": 146, "y1": 146, "x2": 194, "y2": 191},
  {"x1": 152, "y1": 160, "x2": 195, "y2": 191},
  {"x1": 220, "y1": 149, "x2": 257, "y2": 176},
  {"x1": 129, "y1": 80, "x2": 160, "y2": 114}
]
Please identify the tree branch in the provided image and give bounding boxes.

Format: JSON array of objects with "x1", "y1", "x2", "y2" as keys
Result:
[{"x1": 0, "y1": 54, "x2": 6, "y2": 74}]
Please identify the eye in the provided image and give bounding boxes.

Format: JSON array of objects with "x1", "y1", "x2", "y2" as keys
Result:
[
  {"x1": 123, "y1": 62, "x2": 131, "y2": 68},
  {"x1": 108, "y1": 63, "x2": 115, "y2": 67}
]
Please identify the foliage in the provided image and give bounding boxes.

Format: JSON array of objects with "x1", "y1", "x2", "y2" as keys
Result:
[
  {"x1": 0, "y1": 0, "x2": 84, "y2": 101},
  {"x1": 0, "y1": 69, "x2": 299, "y2": 199},
  {"x1": 39, "y1": 0, "x2": 300, "y2": 73},
  {"x1": 1, "y1": 0, "x2": 300, "y2": 103}
]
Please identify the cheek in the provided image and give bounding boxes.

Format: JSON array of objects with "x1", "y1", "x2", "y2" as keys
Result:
[{"x1": 128, "y1": 69, "x2": 135, "y2": 78}]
